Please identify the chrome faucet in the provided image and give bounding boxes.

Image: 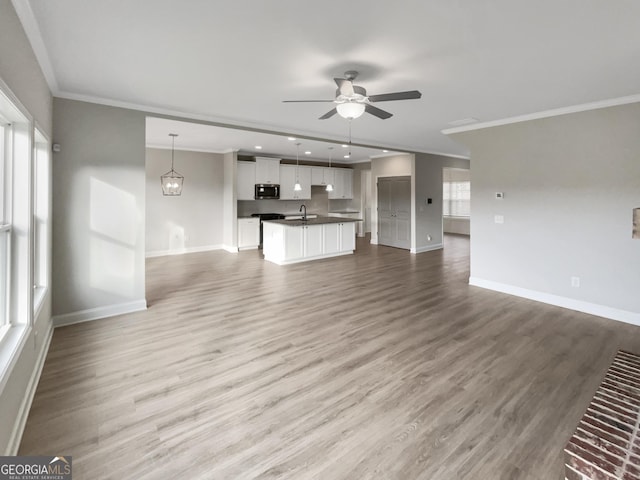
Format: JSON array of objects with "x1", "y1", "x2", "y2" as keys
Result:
[{"x1": 299, "y1": 204, "x2": 307, "y2": 221}]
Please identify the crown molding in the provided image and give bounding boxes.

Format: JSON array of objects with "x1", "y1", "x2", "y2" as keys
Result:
[
  {"x1": 146, "y1": 143, "x2": 231, "y2": 155},
  {"x1": 442, "y1": 93, "x2": 640, "y2": 135},
  {"x1": 11, "y1": 0, "x2": 59, "y2": 92}
]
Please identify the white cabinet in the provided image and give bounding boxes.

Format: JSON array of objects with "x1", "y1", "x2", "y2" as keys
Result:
[
  {"x1": 340, "y1": 222, "x2": 356, "y2": 251},
  {"x1": 255, "y1": 157, "x2": 280, "y2": 185},
  {"x1": 328, "y1": 168, "x2": 353, "y2": 199},
  {"x1": 263, "y1": 220, "x2": 358, "y2": 265},
  {"x1": 323, "y1": 223, "x2": 340, "y2": 254},
  {"x1": 237, "y1": 218, "x2": 260, "y2": 249},
  {"x1": 328, "y1": 212, "x2": 362, "y2": 237},
  {"x1": 279, "y1": 165, "x2": 311, "y2": 200},
  {"x1": 311, "y1": 167, "x2": 334, "y2": 187},
  {"x1": 237, "y1": 161, "x2": 256, "y2": 200}
]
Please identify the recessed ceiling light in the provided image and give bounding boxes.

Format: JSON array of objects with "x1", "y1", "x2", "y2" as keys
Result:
[
  {"x1": 344, "y1": 154, "x2": 350, "y2": 159},
  {"x1": 304, "y1": 151, "x2": 311, "y2": 155},
  {"x1": 255, "y1": 145, "x2": 262, "y2": 149},
  {"x1": 382, "y1": 150, "x2": 389, "y2": 153},
  {"x1": 287, "y1": 137, "x2": 296, "y2": 141},
  {"x1": 341, "y1": 144, "x2": 348, "y2": 148}
]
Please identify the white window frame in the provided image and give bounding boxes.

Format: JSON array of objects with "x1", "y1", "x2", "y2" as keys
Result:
[
  {"x1": 0, "y1": 77, "x2": 34, "y2": 394},
  {"x1": 443, "y1": 167, "x2": 471, "y2": 218},
  {"x1": 33, "y1": 128, "x2": 50, "y2": 316}
]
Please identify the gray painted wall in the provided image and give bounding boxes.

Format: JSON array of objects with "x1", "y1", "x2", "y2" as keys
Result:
[
  {"x1": 0, "y1": 0, "x2": 53, "y2": 454},
  {"x1": 146, "y1": 148, "x2": 224, "y2": 255},
  {"x1": 52, "y1": 98, "x2": 146, "y2": 316},
  {"x1": 450, "y1": 102, "x2": 640, "y2": 318},
  {"x1": 414, "y1": 153, "x2": 470, "y2": 251},
  {"x1": 0, "y1": 0, "x2": 52, "y2": 136}
]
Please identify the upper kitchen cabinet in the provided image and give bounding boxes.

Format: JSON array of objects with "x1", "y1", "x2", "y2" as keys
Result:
[
  {"x1": 329, "y1": 168, "x2": 353, "y2": 199},
  {"x1": 255, "y1": 157, "x2": 281, "y2": 185},
  {"x1": 280, "y1": 165, "x2": 311, "y2": 200},
  {"x1": 311, "y1": 167, "x2": 334, "y2": 187},
  {"x1": 237, "y1": 161, "x2": 256, "y2": 200}
]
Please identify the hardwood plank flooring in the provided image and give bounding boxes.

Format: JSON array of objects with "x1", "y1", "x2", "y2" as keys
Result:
[{"x1": 19, "y1": 235, "x2": 640, "y2": 479}]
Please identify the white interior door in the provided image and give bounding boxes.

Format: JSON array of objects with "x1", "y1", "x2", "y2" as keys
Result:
[{"x1": 377, "y1": 176, "x2": 411, "y2": 249}]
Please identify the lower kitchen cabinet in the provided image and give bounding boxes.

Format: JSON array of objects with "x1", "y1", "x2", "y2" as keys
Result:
[
  {"x1": 237, "y1": 218, "x2": 260, "y2": 250},
  {"x1": 263, "y1": 220, "x2": 357, "y2": 265}
]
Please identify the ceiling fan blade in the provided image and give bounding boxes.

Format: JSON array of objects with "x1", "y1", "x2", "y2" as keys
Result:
[
  {"x1": 365, "y1": 104, "x2": 393, "y2": 119},
  {"x1": 334, "y1": 78, "x2": 355, "y2": 97},
  {"x1": 368, "y1": 90, "x2": 422, "y2": 102},
  {"x1": 282, "y1": 99, "x2": 335, "y2": 103},
  {"x1": 319, "y1": 108, "x2": 337, "y2": 120}
]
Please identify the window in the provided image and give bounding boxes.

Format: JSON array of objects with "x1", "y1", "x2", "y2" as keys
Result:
[
  {"x1": 0, "y1": 80, "x2": 33, "y2": 386},
  {"x1": 443, "y1": 168, "x2": 470, "y2": 217},
  {"x1": 33, "y1": 129, "x2": 50, "y2": 313},
  {"x1": 0, "y1": 121, "x2": 9, "y2": 340}
]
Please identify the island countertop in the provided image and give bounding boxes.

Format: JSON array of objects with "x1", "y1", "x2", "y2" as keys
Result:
[{"x1": 262, "y1": 215, "x2": 362, "y2": 227}]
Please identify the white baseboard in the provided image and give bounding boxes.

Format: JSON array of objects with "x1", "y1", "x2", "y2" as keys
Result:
[
  {"x1": 5, "y1": 323, "x2": 53, "y2": 455},
  {"x1": 52, "y1": 299, "x2": 147, "y2": 328},
  {"x1": 238, "y1": 245, "x2": 259, "y2": 251},
  {"x1": 223, "y1": 245, "x2": 239, "y2": 253},
  {"x1": 264, "y1": 251, "x2": 353, "y2": 265},
  {"x1": 370, "y1": 239, "x2": 378, "y2": 245},
  {"x1": 469, "y1": 277, "x2": 640, "y2": 326},
  {"x1": 411, "y1": 243, "x2": 444, "y2": 254},
  {"x1": 146, "y1": 244, "x2": 223, "y2": 258}
]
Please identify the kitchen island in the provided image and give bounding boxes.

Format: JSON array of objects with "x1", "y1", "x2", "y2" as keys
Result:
[{"x1": 262, "y1": 216, "x2": 360, "y2": 265}]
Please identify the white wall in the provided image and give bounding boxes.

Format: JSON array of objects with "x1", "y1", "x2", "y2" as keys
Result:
[
  {"x1": 52, "y1": 98, "x2": 147, "y2": 322},
  {"x1": 450, "y1": 102, "x2": 640, "y2": 324},
  {"x1": 222, "y1": 150, "x2": 238, "y2": 251},
  {"x1": 145, "y1": 148, "x2": 224, "y2": 256},
  {"x1": 0, "y1": 0, "x2": 53, "y2": 455}
]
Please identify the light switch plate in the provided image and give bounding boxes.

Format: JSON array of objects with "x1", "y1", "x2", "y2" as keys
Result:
[
  {"x1": 495, "y1": 192, "x2": 504, "y2": 199},
  {"x1": 494, "y1": 215, "x2": 504, "y2": 224}
]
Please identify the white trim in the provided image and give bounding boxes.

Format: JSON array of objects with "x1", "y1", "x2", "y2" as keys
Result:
[
  {"x1": 468, "y1": 277, "x2": 640, "y2": 326},
  {"x1": 370, "y1": 238, "x2": 378, "y2": 245},
  {"x1": 0, "y1": 326, "x2": 29, "y2": 396},
  {"x1": 411, "y1": 243, "x2": 443, "y2": 254},
  {"x1": 9, "y1": 0, "x2": 59, "y2": 92},
  {"x1": 264, "y1": 251, "x2": 353, "y2": 265},
  {"x1": 145, "y1": 244, "x2": 224, "y2": 258},
  {"x1": 5, "y1": 322, "x2": 53, "y2": 455},
  {"x1": 146, "y1": 143, "x2": 230, "y2": 155},
  {"x1": 442, "y1": 94, "x2": 640, "y2": 135},
  {"x1": 238, "y1": 246, "x2": 259, "y2": 251},
  {"x1": 223, "y1": 245, "x2": 239, "y2": 253},
  {"x1": 52, "y1": 299, "x2": 147, "y2": 328},
  {"x1": 54, "y1": 92, "x2": 466, "y2": 161}
]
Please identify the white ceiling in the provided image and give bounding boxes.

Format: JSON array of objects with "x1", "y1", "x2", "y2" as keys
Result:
[{"x1": 18, "y1": 0, "x2": 640, "y2": 159}]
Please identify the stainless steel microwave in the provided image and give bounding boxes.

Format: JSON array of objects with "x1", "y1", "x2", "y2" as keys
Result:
[{"x1": 255, "y1": 184, "x2": 280, "y2": 200}]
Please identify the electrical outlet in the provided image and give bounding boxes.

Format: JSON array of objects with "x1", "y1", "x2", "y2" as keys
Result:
[
  {"x1": 427, "y1": 235, "x2": 432, "y2": 242},
  {"x1": 571, "y1": 276, "x2": 580, "y2": 288},
  {"x1": 494, "y1": 215, "x2": 504, "y2": 224}
]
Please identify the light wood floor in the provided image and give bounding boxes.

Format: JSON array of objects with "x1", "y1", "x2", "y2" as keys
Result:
[{"x1": 19, "y1": 235, "x2": 640, "y2": 479}]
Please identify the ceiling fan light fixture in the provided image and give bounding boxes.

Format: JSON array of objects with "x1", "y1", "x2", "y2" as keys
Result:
[{"x1": 336, "y1": 102, "x2": 365, "y2": 120}]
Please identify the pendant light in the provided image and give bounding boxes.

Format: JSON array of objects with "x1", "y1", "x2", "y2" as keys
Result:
[
  {"x1": 161, "y1": 133, "x2": 184, "y2": 196},
  {"x1": 325, "y1": 147, "x2": 334, "y2": 192},
  {"x1": 294, "y1": 142, "x2": 302, "y2": 191}
]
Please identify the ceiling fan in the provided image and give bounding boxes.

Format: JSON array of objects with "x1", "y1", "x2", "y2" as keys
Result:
[{"x1": 283, "y1": 70, "x2": 422, "y2": 120}]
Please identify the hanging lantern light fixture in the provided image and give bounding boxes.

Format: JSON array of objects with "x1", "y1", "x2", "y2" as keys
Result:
[{"x1": 161, "y1": 133, "x2": 184, "y2": 196}]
